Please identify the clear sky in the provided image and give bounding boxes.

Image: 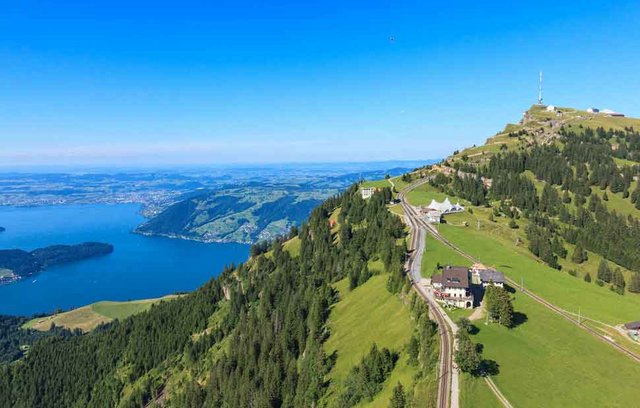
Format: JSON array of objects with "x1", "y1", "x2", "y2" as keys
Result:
[{"x1": 2, "y1": 1, "x2": 640, "y2": 166}]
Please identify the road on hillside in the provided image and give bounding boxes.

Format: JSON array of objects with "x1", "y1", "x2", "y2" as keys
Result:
[
  {"x1": 399, "y1": 180, "x2": 458, "y2": 408},
  {"x1": 399, "y1": 177, "x2": 640, "y2": 399}
]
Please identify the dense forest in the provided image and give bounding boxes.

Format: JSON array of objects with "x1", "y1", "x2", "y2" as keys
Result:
[
  {"x1": 0, "y1": 186, "x2": 425, "y2": 407},
  {"x1": 0, "y1": 316, "x2": 75, "y2": 364}
]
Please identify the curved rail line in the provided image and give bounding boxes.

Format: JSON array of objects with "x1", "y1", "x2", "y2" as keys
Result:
[
  {"x1": 400, "y1": 178, "x2": 640, "y2": 366},
  {"x1": 400, "y1": 184, "x2": 453, "y2": 408}
]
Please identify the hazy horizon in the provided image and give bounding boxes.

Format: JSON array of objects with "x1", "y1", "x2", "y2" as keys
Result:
[
  {"x1": 3, "y1": 1, "x2": 640, "y2": 165},
  {"x1": 0, "y1": 158, "x2": 437, "y2": 174}
]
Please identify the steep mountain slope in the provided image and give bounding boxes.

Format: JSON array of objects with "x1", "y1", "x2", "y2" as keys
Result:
[{"x1": 0, "y1": 187, "x2": 436, "y2": 408}]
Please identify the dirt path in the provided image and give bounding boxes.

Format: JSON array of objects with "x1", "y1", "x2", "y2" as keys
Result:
[{"x1": 468, "y1": 301, "x2": 485, "y2": 321}]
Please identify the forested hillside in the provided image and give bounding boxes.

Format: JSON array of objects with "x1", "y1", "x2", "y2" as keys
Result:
[
  {"x1": 0, "y1": 186, "x2": 430, "y2": 407},
  {"x1": 135, "y1": 188, "x2": 324, "y2": 243},
  {"x1": 0, "y1": 242, "x2": 114, "y2": 284},
  {"x1": 0, "y1": 316, "x2": 74, "y2": 363},
  {"x1": 134, "y1": 165, "x2": 421, "y2": 244},
  {"x1": 424, "y1": 106, "x2": 640, "y2": 293}
]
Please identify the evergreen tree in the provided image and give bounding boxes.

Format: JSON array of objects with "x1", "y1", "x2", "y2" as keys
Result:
[
  {"x1": 571, "y1": 244, "x2": 587, "y2": 264},
  {"x1": 551, "y1": 236, "x2": 567, "y2": 259},
  {"x1": 628, "y1": 273, "x2": 640, "y2": 293},
  {"x1": 597, "y1": 259, "x2": 611, "y2": 283},
  {"x1": 457, "y1": 317, "x2": 472, "y2": 334},
  {"x1": 612, "y1": 268, "x2": 625, "y2": 295},
  {"x1": 389, "y1": 383, "x2": 407, "y2": 408},
  {"x1": 584, "y1": 272, "x2": 592, "y2": 283}
]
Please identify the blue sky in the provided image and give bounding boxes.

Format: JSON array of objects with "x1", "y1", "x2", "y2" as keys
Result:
[{"x1": 1, "y1": 1, "x2": 640, "y2": 166}]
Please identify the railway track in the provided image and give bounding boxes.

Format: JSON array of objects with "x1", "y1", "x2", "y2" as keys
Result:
[
  {"x1": 400, "y1": 184, "x2": 454, "y2": 408},
  {"x1": 400, "y1": 178, "x2": 640, "y2": 366}
]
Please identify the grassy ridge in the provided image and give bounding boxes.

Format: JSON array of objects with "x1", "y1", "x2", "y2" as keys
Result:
[
  {"x1": 383, "y1": 168, "x2": 640, "y2": 406},
  {"x1": 23, "y1": 296, "x2": 177, "y2": 332}
]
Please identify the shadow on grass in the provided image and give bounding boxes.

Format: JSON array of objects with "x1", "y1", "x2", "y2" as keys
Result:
[
  {"x1": 504, "y1": 284, "x2": 517, "y2": 294},
  {"x1": 512, "y1": 312, "x2": 528, "y2": 328}
]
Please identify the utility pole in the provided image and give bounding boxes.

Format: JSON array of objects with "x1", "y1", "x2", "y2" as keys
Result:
[{"x1": 578, "y1": 307, "x2": 581, "y2": 325}]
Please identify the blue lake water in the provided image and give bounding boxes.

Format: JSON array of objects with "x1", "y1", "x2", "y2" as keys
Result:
[{"x1": 0, "y1": 204, "x2": 249, "y2": 316}]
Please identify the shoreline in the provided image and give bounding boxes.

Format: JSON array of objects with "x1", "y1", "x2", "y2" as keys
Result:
[{"x1": 132, "y1": 229, "x2": 254, "y2": 245}]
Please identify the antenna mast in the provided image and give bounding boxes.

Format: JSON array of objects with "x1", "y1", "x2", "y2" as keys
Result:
[{"x1": 538, "y1": 70, "x2": 543, "y2": 105}]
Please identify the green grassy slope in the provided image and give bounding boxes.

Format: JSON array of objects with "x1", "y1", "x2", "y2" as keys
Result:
[
  {"x1": 421, "y1": 234, "x2": 469, "y2": 278},
  {"x1": 459, "y1": 375, "x2": 500, "y2": 408},
  {"x1": 23, "y1": 296, "x2": 177, "y2": 332},
  {"x1": 322, "y1": 275, "x2": 435, "y2": 407},
  {"x1": 416, "y1": 210, "x2": 640, "y2": 407},
  {"x1": 438, "y1": 222, "x2": 640, "y2": 325},
  {"x1": 399, "y1": 177, "x2": 640, "y2": 325},
  {"x1": 473, "y1": 291, "x2": 640, "y2": 407}
]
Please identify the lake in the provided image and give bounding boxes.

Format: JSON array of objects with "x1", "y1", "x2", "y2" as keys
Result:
[{"x1": 0, "y1": 204, "x2": 249, "y2": 316}]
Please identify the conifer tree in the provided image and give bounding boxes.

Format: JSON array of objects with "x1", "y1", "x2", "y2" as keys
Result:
[
  {"x1": 389, "y1": 383, "x2": 407, "y2": 408},
  {"x1": 612, "y1": 268, "x2": 625, "y2": 295},
  {"x1": 571, "y1": 244, "x2": 587, "y2": 264},
  {"x1": 597, "y1": 259, "x2": 611, "y2": 283},
  {"x1": 629, "y1": 273, "x2": 640, "y2": 293}
]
